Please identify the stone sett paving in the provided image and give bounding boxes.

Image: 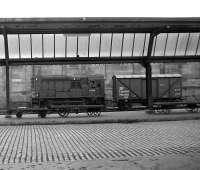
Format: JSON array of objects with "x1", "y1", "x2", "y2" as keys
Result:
[{"x1": 0, "y1": 120, "x2": 200, "y2": 165}]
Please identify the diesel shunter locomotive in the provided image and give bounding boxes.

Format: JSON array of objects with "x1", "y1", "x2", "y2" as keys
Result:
[{"x1": 16, "y1": 75, "x2": 105, "y2": 118}]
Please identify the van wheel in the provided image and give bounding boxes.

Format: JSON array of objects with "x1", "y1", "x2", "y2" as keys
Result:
[
  {"x1": 95, "y1": 111, "x2": 101, "y2": 117},
  {"x1": 58, "y1": 111, "x2": 69, "y2": 118},
  {"x1": 16, "y1": 112, "x2": 22, "y2": 118}
]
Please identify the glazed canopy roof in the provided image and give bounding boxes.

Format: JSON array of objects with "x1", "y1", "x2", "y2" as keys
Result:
[{"x1": 0, "y1": 18, "x2": 200, "y2": 64}]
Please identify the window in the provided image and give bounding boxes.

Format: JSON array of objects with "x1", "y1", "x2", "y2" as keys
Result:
[{"x1": 8, "y1": 35, "x2": 19, "y2": 58}]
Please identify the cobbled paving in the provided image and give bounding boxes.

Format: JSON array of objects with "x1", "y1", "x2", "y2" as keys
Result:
[{"x1": 0, "y1": 120, "x2": 200, "y2": 164}]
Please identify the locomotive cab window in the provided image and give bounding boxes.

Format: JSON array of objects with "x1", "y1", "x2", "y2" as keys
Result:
[
  {"x1": 96, "y1": 80, "x2": 101, "y2": 88},
  {"x1": 71, "y1": 80, "x2": 81, "y2": 88}
]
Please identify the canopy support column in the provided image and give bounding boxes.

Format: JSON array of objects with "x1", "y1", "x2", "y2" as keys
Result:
[
  {"x1": 145, "y1": 33, "x2": 156, "y2": 110},
  {"x1": 145, "y1": 63, "x2": 152, "y2": 109},
  {"x1": 3, "y1": 27, "x2": 11, "y2": 118}
]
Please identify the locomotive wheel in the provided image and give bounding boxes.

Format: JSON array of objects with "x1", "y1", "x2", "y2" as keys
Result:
[
  {"x1": 87, "y1": 112, "x2": 92, "y2": 117},
  {"x1": 87, "y1": 112, "x2": 90, "y2": 117},
  {"x1": 94, "y1": 111, "x2": 101, "y2": 117},
  {"x1": 16, "y1": 112, "x2": 22, "y2": 118},
  {"x1": 40, "y1": 112, "x2": 47, "y2": 118},
  {"x1": 87, "y1": 112, "x2": 94, "y2": 117},
  {"x1": 153, "y1": 109, "x2": 160, "y2": 114},
  {"x1": 92, "y1": 112, "x2": 96, "y2": 117},
  {"x1": 163, "y1": 109, "x2": 170, "y2": 114}
]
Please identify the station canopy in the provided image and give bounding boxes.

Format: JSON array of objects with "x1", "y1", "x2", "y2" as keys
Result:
[{"x1": 0, "y1": 17, "x2": 200, "y2": 65}]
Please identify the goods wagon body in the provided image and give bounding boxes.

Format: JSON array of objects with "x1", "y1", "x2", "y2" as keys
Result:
[
  {"x1": 31, "y1": 75, "x2": 105, "y2": 108},
  {"x1": 113, "y1": 74, "x2": 182, "y2": 109}
]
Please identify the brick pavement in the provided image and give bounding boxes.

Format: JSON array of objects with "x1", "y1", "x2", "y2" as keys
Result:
[{"x1": 0, "y1": 120, "x2": 200, "y2": 165}]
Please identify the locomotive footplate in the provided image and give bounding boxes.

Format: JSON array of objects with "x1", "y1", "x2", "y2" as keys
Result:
[
  {"x1": 48, "y1": 104, "x2": 104, "y2": 109},
  {"x1": 9, "y1": 105, "x2": 105, "y2": 118},
  {"x1": 13, "y1": 105, "x2": 104, "y2": 112}
]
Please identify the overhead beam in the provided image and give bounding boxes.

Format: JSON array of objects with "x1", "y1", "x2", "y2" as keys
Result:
[
  {"x1": 0, "y1": 57, "x2": 145, "y2": 66},
  {"x1": 2, "y1": 25, "x2": 200, "y2": 34},
  {"x1": 0, "y1": 17, "x2": 200, "y2": 34},
  {"x1": 145, "y1": 33, "x2": 156, "y2": 109},
  {"x1": 147, "y1": 55, "x2": 200, "y2": 63},
  {"x1": 0, "y1": 55, "x2": 200, "y2": 66}
]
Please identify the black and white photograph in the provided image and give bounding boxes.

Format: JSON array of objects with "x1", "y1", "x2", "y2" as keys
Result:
[{"x1": 0, "y1": 0, "x2": 199, "y2": 169}]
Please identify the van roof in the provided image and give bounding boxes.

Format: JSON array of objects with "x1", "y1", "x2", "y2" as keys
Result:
[
  {"x1": 35, "y1": 74, "x2": 104, "y2": 79},
  {"x1": 114, "y1": 74, "x2": 182, "y2": 79}
]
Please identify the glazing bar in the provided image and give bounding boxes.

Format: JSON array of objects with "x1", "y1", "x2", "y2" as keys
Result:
[
  {"x1": 121, "y1": 33, "x2": 124, "y2": 57},
  {"x1": 30, "y1": 34, "x2": 33, "y2": 58},
  {"x1": 110, "y1": 33, "x2": 113, "y2": 57},
  {"x1": 76, "y1": 34, "x2": 79, "y2": 57},
  {"x1": 42, "y1": 34, "x2": 44, "y2": 58},
  {"x1": 142, "y1": 33, "x2": 147, "y2": 56},
  {"x1": 174, "y1": 33, "x2": 180, "y2": 56},
  {"x1": 88, "y1": 34, "x2": 90, "y2": 57},
  {"x1": 195, "y1": 33, "x2": 200, "y2": 55},
  {"x1": 65, "y1": 35, "x2": 67, "y2": 57},
  {"x1": 54, "y1": 34, "x2": 56, "y2": 58},
  {"x1": 18, "y1": 34, "x2": 21, "y2": 59},
  {"x1": 131, "y1": 33, "x2": 135, "y2": 56},
  {"x1": 99, "y1": 33, "x2": 102, "y2": 57},
  {"x1": 163, "y1": 33, "x2": 168, "y2": 56}
]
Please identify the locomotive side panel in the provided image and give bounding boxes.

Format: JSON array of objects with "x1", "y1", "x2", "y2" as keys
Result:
[
  {"x1": 70, "y1": 78, "x2": 83, "y2": 98},
  {"x1": 56, "y1": 80, "x2": 71, "y2": 98},
  {"x1": 31, "y1": 75, "x2": 105, "y2": 108},
  {"x1": 48, "y1": 80, "x2": 55, "y2": 97},
  {"x1": 38, "y1": 78, "x2": 72, "y2": 99}
]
